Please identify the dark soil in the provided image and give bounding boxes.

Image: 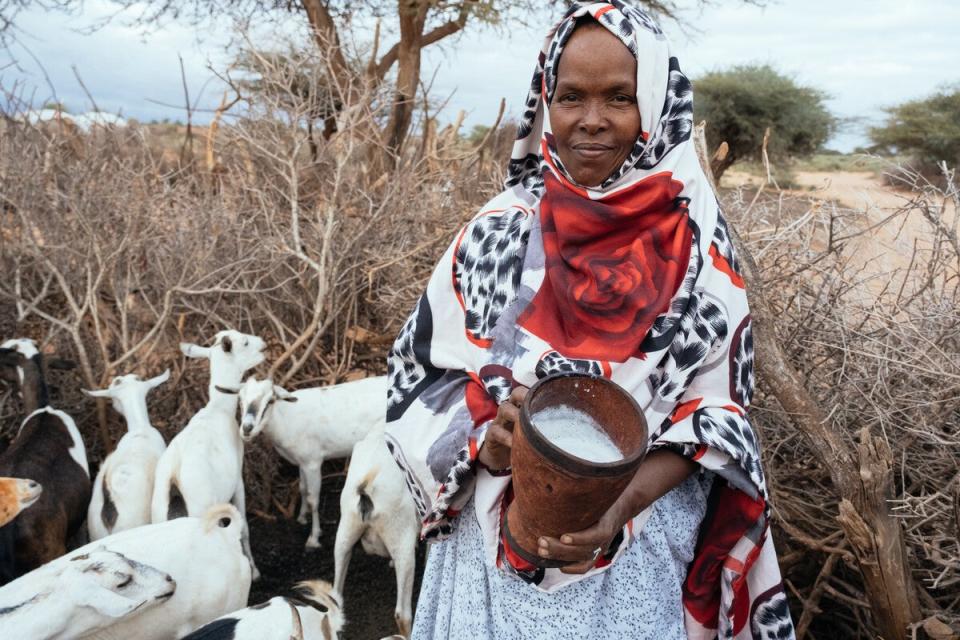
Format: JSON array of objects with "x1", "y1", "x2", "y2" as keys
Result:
[{"x1": 247, "y1": 461, "x2": 427, "y2": 640}]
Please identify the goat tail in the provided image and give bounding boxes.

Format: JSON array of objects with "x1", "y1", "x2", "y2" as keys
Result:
[
  {"x1": 356, "y1": 466, "x2": 379, "y2": 523},
  {"x1": 292, "y1": 579, "x2": 344, "y2": 633},
  {"x1": 201, "y1": 503, "x2": 243, "y2": 537}
]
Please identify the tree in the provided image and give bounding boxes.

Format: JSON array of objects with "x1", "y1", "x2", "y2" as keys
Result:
[
  {"x1": 870, "y1": 86, "x2": 960, "y2": 172},
  {"x1": 109, "y1": 0, "x2": 512, "y2": 163},
  {"x1": 694, "y1": 64, "x2": 835, "y2": 179}
]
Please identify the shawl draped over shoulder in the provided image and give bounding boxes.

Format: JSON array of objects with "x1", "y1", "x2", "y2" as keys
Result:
[{"x1": 384, "y1": 2, "x2": 796, "y2": 638}]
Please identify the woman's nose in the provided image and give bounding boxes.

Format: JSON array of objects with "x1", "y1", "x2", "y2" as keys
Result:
[{"x1": 578, "y1": 102, "x2": 607, "y2": 133}]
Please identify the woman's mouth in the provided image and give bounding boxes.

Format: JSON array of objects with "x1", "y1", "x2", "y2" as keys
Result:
[{"x1": 572, "y1": 143, "x2": 614, "y2": 159}]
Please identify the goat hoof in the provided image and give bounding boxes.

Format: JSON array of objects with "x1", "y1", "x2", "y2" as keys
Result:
[{"x1": 304, "y1": 538, "x2": 321, "y2": 550}]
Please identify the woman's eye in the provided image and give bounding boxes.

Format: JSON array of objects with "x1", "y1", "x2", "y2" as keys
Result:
[
  {"x1": 559, "y1": 93, "x2": 580, "y2": 103},
  {"x1": 613, "y1": 94, "x2": 634, "y2": 103}
]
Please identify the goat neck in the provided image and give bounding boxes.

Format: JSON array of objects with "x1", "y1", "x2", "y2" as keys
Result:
[
  {"x1": 114, "y1": 393, "x2": 153, "y2": 434},
  {"x1": 18, "y1": 355, "x2": 49, "y2": 415},
  {"x1": 207, "y1": 370, "x2": 245, "y2": 413}
]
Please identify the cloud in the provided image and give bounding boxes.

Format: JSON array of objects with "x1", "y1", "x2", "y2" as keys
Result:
[{"x1": 2, "y1": 1, "x2": 956, "y2": 151}]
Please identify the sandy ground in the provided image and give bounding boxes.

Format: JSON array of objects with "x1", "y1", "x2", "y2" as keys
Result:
[{"x1": 723, "y1": 168, "x2": 957, "y2": 298}]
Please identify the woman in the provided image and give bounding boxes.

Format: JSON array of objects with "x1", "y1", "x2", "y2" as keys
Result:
[{"x1": 385, "y1": 2, "x2": 795, "y2": 638}]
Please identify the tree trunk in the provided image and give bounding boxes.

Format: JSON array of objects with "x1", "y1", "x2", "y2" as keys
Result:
[
  {"x1": 691, "y1": 122, "x2": 923, "y2": 640},
  {"x1": 300, "y1": 0, "x2": 357, "y2": 104},
  {"x1": 381, "y1": 0, "x2": 426, "y2": 165},
  {"x1": 837, "y1": 429, "x2": 924, "y2": 640},
  {"x1": 711, "y1": 141, "x2": 734, "y2": 181}
]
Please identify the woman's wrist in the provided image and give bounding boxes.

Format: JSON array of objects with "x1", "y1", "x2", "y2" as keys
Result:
[{"x1": 606, "y1": 450, "x2": 696, "y2": 528}]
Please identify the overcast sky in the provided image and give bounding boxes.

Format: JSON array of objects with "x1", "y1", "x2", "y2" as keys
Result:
[{"x1": 1, "y1": 1, "x2": 956, "y2": 151}]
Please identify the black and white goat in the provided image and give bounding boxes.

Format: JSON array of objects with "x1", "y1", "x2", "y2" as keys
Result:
[
  {"x1": 84, "y1": 370, "x2": 170, "y2": 540},
  {"x1": 151, "y1": 330, "x2": 266, "y2": 579},
  {"x1": 180, "y1": 579, "x2": 344, "y2": 640},
  {"x1": 333, "y1": 428, "x2": 419, "y2": 638},
  {"x1": 0, "y1": 338, "x2": 90, "y2": 584}
]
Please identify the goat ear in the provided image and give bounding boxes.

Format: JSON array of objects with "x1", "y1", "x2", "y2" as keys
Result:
[
  {"x1": 82, "y1": 388, "x2": 113, "y2": 399},
  {"x1": 220, "y1": 335, "x2": 233, "y2": 353},
  {"x1": 180, "y1": 343, "x2": 210, "y2": 359},
  {"x1": 274, "y1": 386, "x2": 298, "y2": 403},
  {"x1": 46, "y1": 357, "x2": 76, "y2": 371},
  {"x1": 79, "y1": 585, "x2": 146, "y2": 618},
  {"x1": 214, "y1": 385, "x2": 239, "y2": 395},
  {"x1": 146, "y1": 369, "x2": 171, "y2": 389}
]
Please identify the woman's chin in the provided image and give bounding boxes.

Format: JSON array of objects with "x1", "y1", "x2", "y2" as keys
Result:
[{"x1": 566, "y1": 157, "x2": 618, "y2": 188}]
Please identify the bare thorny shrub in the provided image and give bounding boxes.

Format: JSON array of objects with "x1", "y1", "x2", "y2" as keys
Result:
[
  {"x1": 726, "y1": 163, "x2": 960, "y2": 636},
  {"x1": 0, "y1": 44, "x2": 502, "y2": 515},
  {"x1": 0, "y1": 41, "x2": 958, "y2": 635}
]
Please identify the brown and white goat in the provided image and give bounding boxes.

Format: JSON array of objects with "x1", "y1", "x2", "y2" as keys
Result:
[
  {"x1": 0, "y1": 477, "x2": 42, "y2": 527},
  {"x1": 0, "y1": 338, "x2": 91, "y2": 585}
]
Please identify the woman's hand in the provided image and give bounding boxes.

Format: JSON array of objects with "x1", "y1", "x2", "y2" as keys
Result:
[
  {"x1": 539, "y1": 449, "x2": 698, "y2": 574},
  {"x1": 537, "y1": 508, "x2": 626, "y2": 574},
  {"x1": 477, "y1": 386, "x2": 528, "y2": 472}
]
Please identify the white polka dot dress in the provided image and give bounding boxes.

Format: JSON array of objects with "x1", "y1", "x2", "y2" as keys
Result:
[{"x1": 412, "y1": 473, "x2": 713, "y2": 640}]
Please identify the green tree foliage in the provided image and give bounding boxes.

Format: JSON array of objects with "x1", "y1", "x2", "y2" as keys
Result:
[
  {"x1": 694, "y1": 64, "x2": 835, "y2": 178},
  {"x1": 870, "y1": 86, "x2": 960, "y2": 171}
]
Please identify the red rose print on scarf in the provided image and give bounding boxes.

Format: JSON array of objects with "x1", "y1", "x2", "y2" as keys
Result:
[{"x1": 519, "y1": 171, "x2": 691, "y2": 362}]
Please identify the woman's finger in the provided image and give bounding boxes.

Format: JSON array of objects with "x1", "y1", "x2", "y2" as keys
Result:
[
  {"x1": 508, "y1": 385, "x2": 529, "y2": 407},
  {"x1": 537, "y1": 536, "x2": 601, "y2": 563},
  {"x1": 557, "y1": 525, "x2": 614, "y2": 548},
  {"x1": 486, "y1": 422, "x2": 513, "y2": 449},
  {"x1": 495, "y1": 401, "x2": 520, "y2": 431}
]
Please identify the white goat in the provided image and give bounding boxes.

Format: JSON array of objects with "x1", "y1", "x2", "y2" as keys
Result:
[
  {"x1": 71, "y1": 503, "x2": 251, "y2": 640},
  {"x1": 84, "y1": 370, "x2": 170, "y2": 540},
  {"x1": 151, "y1": 330, "x2": 265, "y2": 579},
  {"x1": 181, "y1": 580, "x2": 344, "y2": 640},
  {"x1": 333, "y1": 428, "x2": 419, "y2": 638},
  {"x1": 0, "y1": 548, "x2": 175, "y2": 640},
  {"x1": 221, "y1": 374, "x2": 387, "y2": 549}
]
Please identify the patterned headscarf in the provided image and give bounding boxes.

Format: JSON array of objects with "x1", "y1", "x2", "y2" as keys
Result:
[{"x1": 385, "y1": 2, "x2": 795, "y2": 638}]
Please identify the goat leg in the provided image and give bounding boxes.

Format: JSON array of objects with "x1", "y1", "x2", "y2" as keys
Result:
[{"x1": 304, "y1": 463, "x2": 322, "y2": 549}]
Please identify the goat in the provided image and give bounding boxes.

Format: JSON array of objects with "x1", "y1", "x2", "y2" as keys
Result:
[
  {"x1": 332, "y1": 427, "x2": 419, "y2": 638},
  {"x1": 0, "y1": 548, "x2": 175, "y2": 640},
  {"x1": 151, "y1": 330, "x2": 266, "y2": 580},
  {"x1": 68, "y1": 503, "x2": 251, "y2": 640},
  {"x1": 219, "y1": 374, "x2": 387, "y2": 549},
  {"x1": 0, "y1": 338, "x2": 90, "y2": 584},
  {"x1": 180, "y1": 579, "x2": 344, "y2": 640},
  {"x1": 0, "y1": 477, "x2": 42, "y2": 527},
  {"x1": 84, "y1": 370, "x2": 170, "y2": 540}
]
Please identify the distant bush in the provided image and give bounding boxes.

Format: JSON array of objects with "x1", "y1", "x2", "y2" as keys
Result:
[
  {"x1": 694, "y1": 64, "x2": 836, "y2": 179},
  {"x1": 869, "y1": 86, "x2": 960, "y2": 174}
]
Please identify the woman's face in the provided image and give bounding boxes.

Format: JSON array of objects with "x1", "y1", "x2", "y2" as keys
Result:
[{"x1": 548, "y1": 24, "x2": 642, "y2": 188}]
